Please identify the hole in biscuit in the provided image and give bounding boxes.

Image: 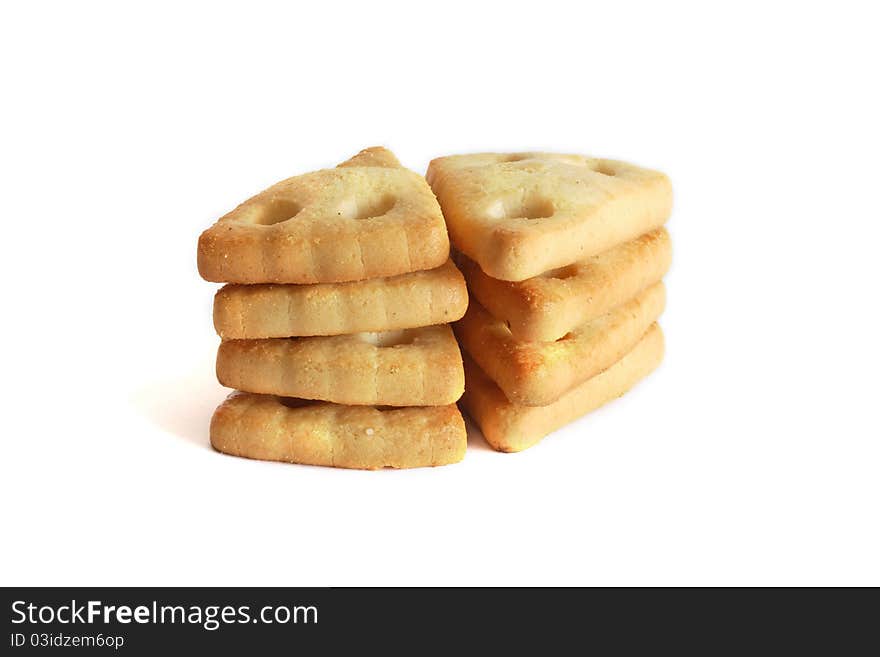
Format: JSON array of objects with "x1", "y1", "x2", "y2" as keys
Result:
[
  {"x1": 593, "y1": 162, "x2": 617, "y2": 176},
  {"x1": 503, "y1": 153, "x2": 590, "y2": 166},
  {"x1": 335, "y1": 193, "x2": 397, "y2": 221},
  {"x1": 354, "y1": 329, "x2": 417, "y2": 347},
  {"x1": 252, "y1": 199, "x2": 304, "y2": 225},
  {"x1": 541, "y1": 264, "x2": 579, "y2": 280},
  {"x1": 502, "y1": 153, "x2": 533, "y2": 163},
  {"x1": 519, "y1": 196, "x2": 554, "y2": 219},
  {"x1": 486, "y1": 193, "x2": 555, "y2": 221}
]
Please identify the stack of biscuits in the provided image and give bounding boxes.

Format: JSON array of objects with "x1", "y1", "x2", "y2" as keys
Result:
[
  {"x1": 427, "y1": 152, "x2": 672, "y2": 452},
  {"x1": 197, "y1": 147, "x2": 469, "y2": 469}
]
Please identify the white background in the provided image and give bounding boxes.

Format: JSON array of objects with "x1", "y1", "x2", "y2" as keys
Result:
[{"x1": 2, "y1": 1, "x2": 878, "y2": 586}]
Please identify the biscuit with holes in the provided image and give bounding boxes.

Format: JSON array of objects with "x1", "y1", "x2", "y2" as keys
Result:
[
  {"x1": 427, "y1": 152, "x2": 672, "y2": 281},
  {"x1": 461, "y1": 323, "x2": 664, "y2": 452},
  {"x1": 457, "y1": 228, "x2": 671, "y2": 342},
  {"x1": 214, "y1": 259, "x2": 468, "y2": 339},
  {"x1": 198, "y1": 147, "x2": 449, "y2": 284},
  {"x1": 211, "y1": 392, "x2": 466, "y2": 469},
  {"x1": 455, "y1": 282, "x2": 665, "y2": 406},
  {"x1": 216, "y1": 325, "x2": 464, "y2": 406}
]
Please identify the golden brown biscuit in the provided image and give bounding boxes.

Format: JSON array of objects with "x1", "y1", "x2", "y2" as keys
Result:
[
  {"x1": 213, "y1": 259, "x2": 468, "y2": 339},
  {"x1": 198, "y1": 147, "x2": 449, "y2": 284},
  {"x1": 461, "y1": 323, "x2": 664, "y2": 452},
  {"x1": 455, "y1": 282, "x2": 665, "y2": 406},
  {"x1": 427, "y1": 152, "x2": 672, "y2": 281},
  {"x1": 457, "y1": 228, "x2": 671, "y2": 342},
  {"x1": 216, "y1": 325, "x2": 464, "y2": 406},
  {"x1": 211, "y1": 392, "x2": 466, "y2": 469}
]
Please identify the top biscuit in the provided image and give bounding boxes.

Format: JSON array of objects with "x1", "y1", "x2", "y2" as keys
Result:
[
  {"x1": 427, "y1": 152, "x2": 672, "y2": 281},
  {"x1": 198, "y1": 147, "x2": 450, "y2": 284}
]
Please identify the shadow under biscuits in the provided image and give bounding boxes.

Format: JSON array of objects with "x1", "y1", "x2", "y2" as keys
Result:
[{"x1": 130, "y1": 361, "x2": 222, "y2": 450}]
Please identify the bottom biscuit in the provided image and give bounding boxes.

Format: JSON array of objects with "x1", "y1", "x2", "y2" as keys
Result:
[
  {"x1": 210, "y1": 392, "x2": 466, "y2": 469},
  {"x1": 460, "y1": 323, "x2": 664, "y2": 453}
]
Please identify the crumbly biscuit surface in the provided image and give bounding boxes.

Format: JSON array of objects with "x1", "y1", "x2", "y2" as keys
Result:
[
  {"x1": 199, "y1": 147, "x2": 449, "y2": 284},
  {"x1": 455, "y1": 282, "x2": 665, "y2": 406},
  {"x1": 214, "y1": 260, "x2": 468, "y2": 339},
  {"x1": 217, "y1": 324, "x2": 465, "y2": 406},
  {"x1": 211, "y1": 392, "x2": 466, "y2": 469}
]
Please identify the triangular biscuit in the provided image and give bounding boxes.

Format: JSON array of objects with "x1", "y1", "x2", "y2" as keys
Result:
[
  {"x1": 199, "y1": 147, "x2": 449, "y2": 284},
  {"x1": 427, "y1": 152, "x2": 672, "y2": 281},
  {"x1": 211, "y1": 392, "x2": 466, "y2": 469},
  {"x1": 214, "y1": 259, "x2": 467, "y2": 339},
  {"x1": 461, "y1": 324, "x2": 664, "y2": 452},
  {"x1": 216, "y1": 325, "x2": 465, "y2": 407},
  {"x1": 456, "y1": 228, "x2": 671, "y2": 342},
  {"x1": 454, "y1": 282, "x2": 666, "y2": 406}
]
